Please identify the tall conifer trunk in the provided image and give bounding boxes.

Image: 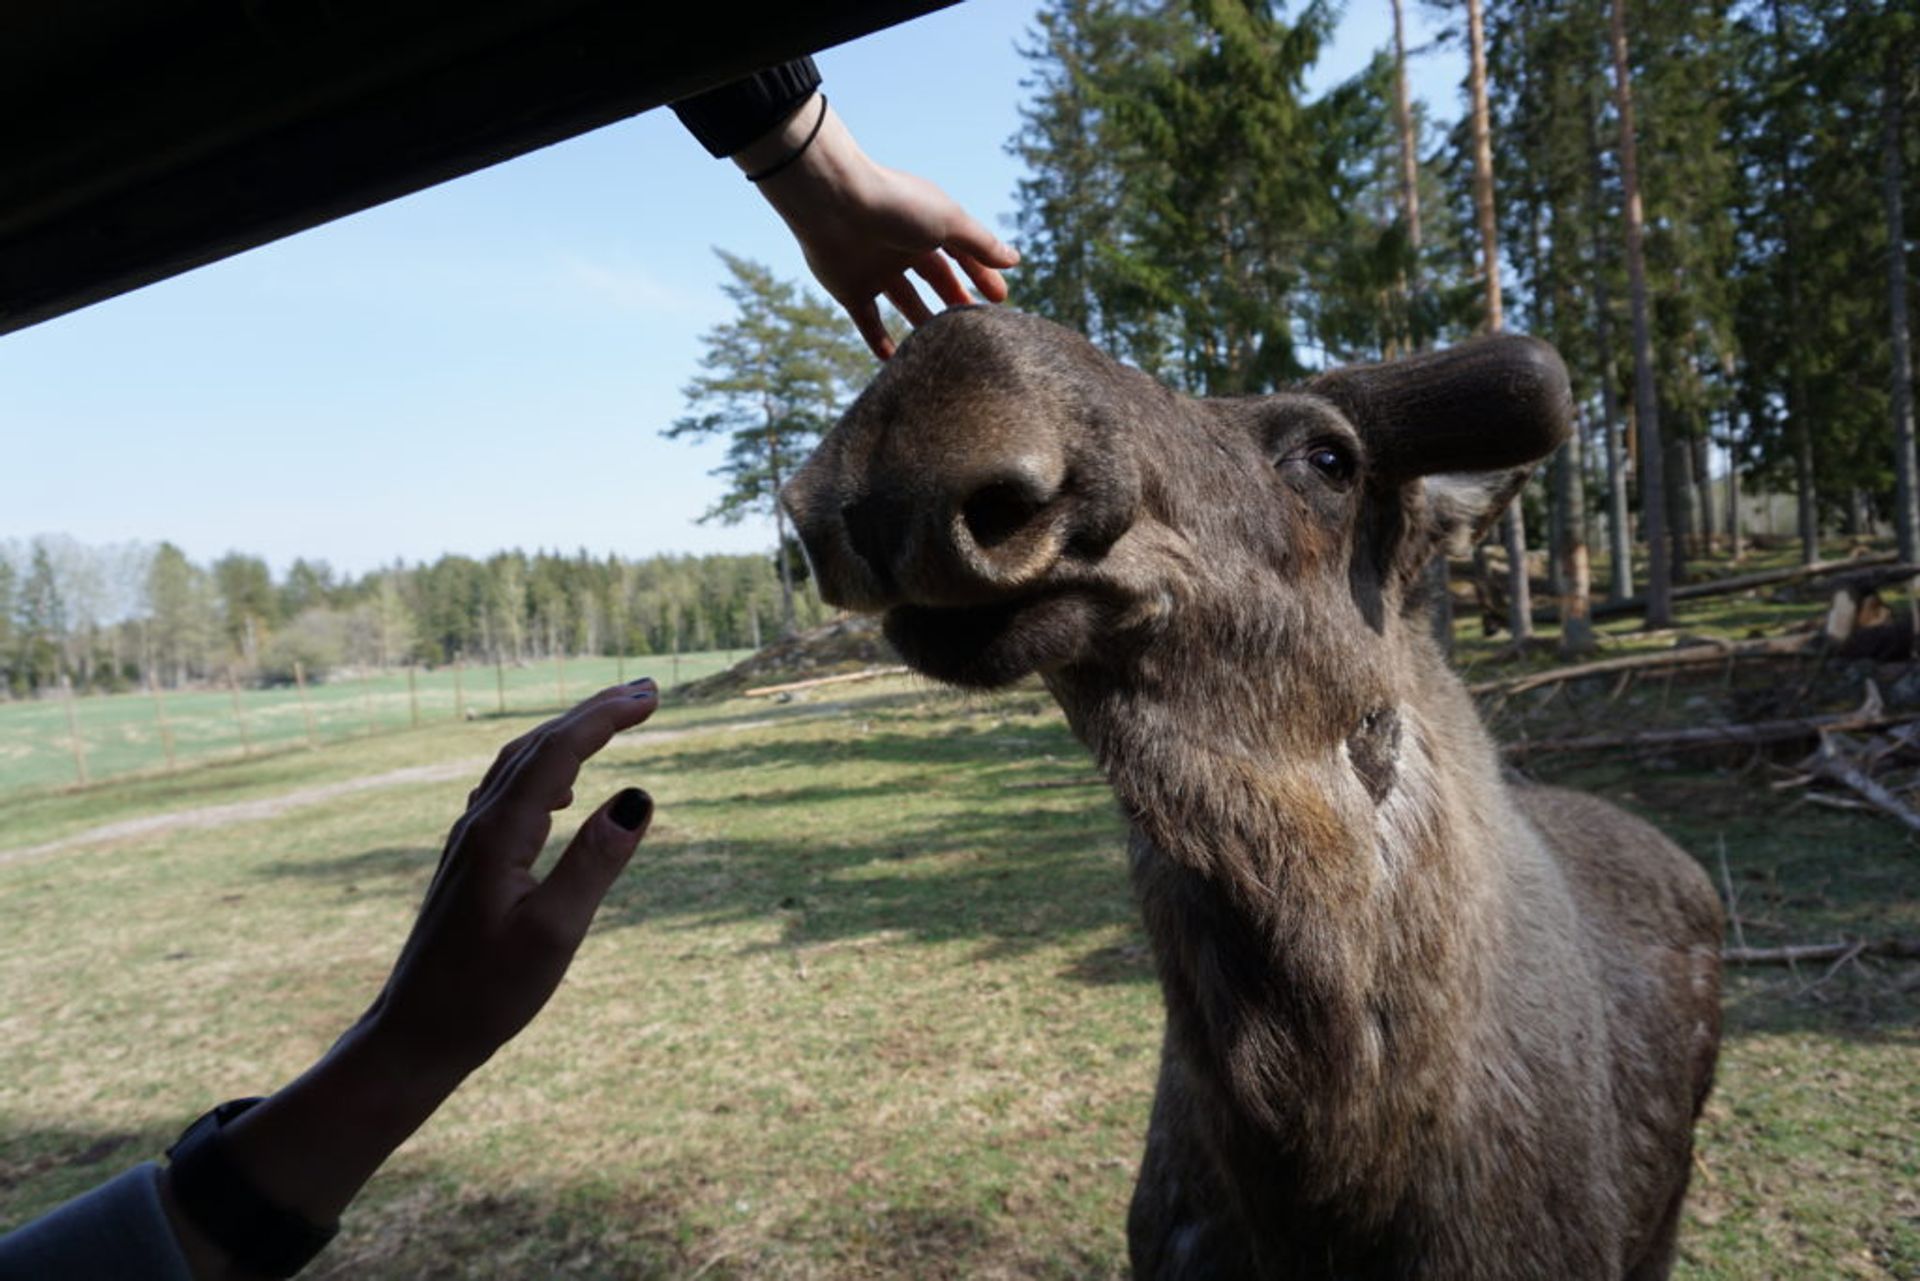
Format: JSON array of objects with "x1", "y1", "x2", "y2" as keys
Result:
[
  {"x1": 1610, "y1": 0, "x2": 1673, "y2": 627},
  {"x1": 1393, "y1": 0, "x2": 1454, "y2": 657},
  {"x1": 1467, "y1": 0, "x2": 1531, "y2": 643},
  {"x1": 1583, "y1": 90, "x2": 1635, "y2": 600},
  {"x1": 1666, "y1": 425, "x2": 1693, "y2": 579},
  {"x1": 1886, "y1": 35, "x2": 1918, "y2": 564},
  {"x1": 1691, "y1": 425, "x2": 1715, "y2": 555},
  {"x1": 1726, "y1": 436, "x2": 1745, "y2": 557},
  {"x1": 1768, "y1": 0, "x2": 1819, "y2": 565}
]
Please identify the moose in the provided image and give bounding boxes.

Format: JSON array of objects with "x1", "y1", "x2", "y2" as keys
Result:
[{"x1": 783, "y1": 307, "x2": 1724, "y2": 1279}]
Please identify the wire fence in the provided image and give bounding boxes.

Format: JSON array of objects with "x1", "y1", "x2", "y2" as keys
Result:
[{"x1": 0, "y1": 651, "x2": 738, "y2": 797}]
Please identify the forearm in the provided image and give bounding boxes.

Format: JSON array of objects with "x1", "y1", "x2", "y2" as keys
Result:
[
  {"x1": 159, "y1": 1025, "x2": 466, "y2": 1280},
  {"x1": 732, "y1": 93, "x2": 867, "y2": 221}
]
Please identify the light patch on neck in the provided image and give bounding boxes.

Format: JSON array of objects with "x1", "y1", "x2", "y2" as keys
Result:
[{"x1": 1368, "y1": 705, "x2": 1440, "y2": 874}]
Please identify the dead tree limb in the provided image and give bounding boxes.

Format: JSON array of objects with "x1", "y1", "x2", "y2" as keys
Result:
[
  {"x1": 1502, "y1": 708, "x2": 1915, "y2": 760},
  {"x1": 744, "y1": 666, "x2": 910, "y2": 698},
  {"x1": 1807, "y1": 738, "x2": 1920, "y2": 834},
  {"x1": 1530, "y1": 553, "x2": 1905, "y2": 623},
  {"x1": 1722, "y1": 937, "x2": 1920, "y2": 965},
  {"x1": 1471, "y1": 634, "x2": 1816, "y2": 697}
]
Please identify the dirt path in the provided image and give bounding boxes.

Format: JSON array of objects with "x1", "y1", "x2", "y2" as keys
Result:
[{"x1": 0, "y1": 713, "x2": 810, "y2": 869}]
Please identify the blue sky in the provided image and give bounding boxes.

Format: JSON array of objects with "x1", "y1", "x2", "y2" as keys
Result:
[{"x1": 2, "y1": 1, "x2": 1463, "y2": 577}]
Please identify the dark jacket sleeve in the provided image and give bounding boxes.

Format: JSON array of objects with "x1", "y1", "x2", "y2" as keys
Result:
[
  {"x1": 671, "y1": 57, "x2": 823, "y2": 159},
  {"x1": 0, "y1": 1163, "x2": 194, "y2": 1281}
]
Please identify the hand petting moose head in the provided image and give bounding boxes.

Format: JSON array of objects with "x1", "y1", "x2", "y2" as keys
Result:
[{"x1": 783, "y1": 307, "x2": 1722, "y2": 1280}]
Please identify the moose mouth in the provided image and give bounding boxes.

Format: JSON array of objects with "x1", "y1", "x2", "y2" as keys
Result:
[{"x1": 882, "y1": 590, "x2": 1107, "y2": 689}]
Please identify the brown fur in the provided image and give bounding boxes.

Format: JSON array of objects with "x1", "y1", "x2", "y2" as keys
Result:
[{"x1": 783, "y1": 308, "x2": 1723, "y2": 1279}]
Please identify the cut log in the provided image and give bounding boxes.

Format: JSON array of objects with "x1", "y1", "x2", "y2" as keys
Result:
[
  {"x1": 1502, "y1": 707, "x2": 1915, "y2": 760},
  {"x1": 1529, "y1": 553, "x2": 1907, "y2": 623},
  {"x1": 1470, "y1": 633, "x2": 1815, "y2": 697},
  {"x1": 1723, "y1": 938, "x2": 1920, "y2": 965},
  {"x1": 743, "y1": 666, "x2": 910, "y2": 698}
]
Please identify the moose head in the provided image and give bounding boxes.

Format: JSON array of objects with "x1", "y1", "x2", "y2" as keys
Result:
[{"x1": 783, "y1": 307, "x2": 1569, "y2": 725}]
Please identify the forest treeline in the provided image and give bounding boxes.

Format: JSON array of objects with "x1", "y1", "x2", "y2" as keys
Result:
[
  {"x1": 1011, "y1": 0, "x2": 1918, "y2": 643},
  {"x1": 11, "y1": 0, "x2": 1916, "y2": 694},
  {"x1": 0, "y1": 536, "x2": 822, "y2": 696}
]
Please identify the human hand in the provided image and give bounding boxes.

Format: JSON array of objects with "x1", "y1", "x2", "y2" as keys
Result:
[
  {"x1": 160, "y1": 684, "x2": 661, "y2": 1268},
  {"x1": 355, "y1": 680, "x2": 660, "y2": 1080},
  {"x1": 742, "y1": 96, "x2": 1020, "y2": 360}
]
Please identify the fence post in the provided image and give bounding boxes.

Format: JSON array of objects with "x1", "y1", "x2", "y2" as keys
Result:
[
  {"x1": 227, "y1": 667, "x2": 253, "y2": 757},
  {"x1": 61, "y1": 672, "x2": 89, "y2": 786},
  {"x1": 453, "y1": 652, "x2": 466, "y2": 721},
  {"x1": 292, "y1": 661, "x2": 319, "y2": 748},
  {"x1": 554, "y1": 649, "x2": 567, "y2": 705},
  {"x1": 616, "y1": 651, "x2": 626, "y2": 685},
  {"x1": 359, "y1": 669, "x2": 377, "y2": 735},
  {"x1": 148, "y1": 676, "x2": 178, "y2": 771},
  {"x1": 494, "y1": 655, "x2": 506, "y2": 715},
  {"x1": 407, "y1": 666, "x2": 421, "y2": 728}
]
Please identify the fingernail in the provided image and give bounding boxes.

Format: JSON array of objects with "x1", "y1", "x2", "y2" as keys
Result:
[
  {"x1": 610, "y1": 787, "x2": 653, "y2": 832},
  {"x1": 628, "y1": 677, "x2": 658, "y2": 699}
]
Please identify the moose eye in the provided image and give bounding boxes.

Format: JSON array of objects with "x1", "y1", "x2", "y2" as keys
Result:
[{"x1": 1304, "y1": 443, "x2": 1356, "y2": 488}]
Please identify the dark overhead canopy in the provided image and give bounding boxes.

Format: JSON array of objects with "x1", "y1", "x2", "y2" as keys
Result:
[{"x1": 0, "y1": 1, "x2": 956, "y2": 337}]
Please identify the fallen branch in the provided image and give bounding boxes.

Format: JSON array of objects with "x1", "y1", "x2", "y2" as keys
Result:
[
  {"x1": 1806, "y1": 739, "x2": 1920, "y2": 835},
  {"x1": 1471, "y1": 634, "x2": 1815, "y2": 697},
  {"x1": 1527, "y1": 553, "x2": 1904, "y2": 623},
  {"x1": 1722, "y1": 937, "x2": 1920, "y2": 965},
  {"x1": 1502, "y1": 708, "x2": 1915, "y2": 760},
  {"x1": 743, "y1": 666, "x2": 910, "y2": 698}
]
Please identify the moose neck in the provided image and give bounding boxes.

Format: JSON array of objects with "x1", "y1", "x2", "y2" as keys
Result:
[{"x1": 1046, "y1": 615, "x2": 1505, "y2": 1179}]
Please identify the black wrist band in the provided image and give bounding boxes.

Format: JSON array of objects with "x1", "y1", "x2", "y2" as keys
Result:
[
  {"x1": 166, "y1": 1097, "x2": 340, "y2": 1278},
  {"x1": 743, "y1": 93, "x2": 829, "y2": 183}
]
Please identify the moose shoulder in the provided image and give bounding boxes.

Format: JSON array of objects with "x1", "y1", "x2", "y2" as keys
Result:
[{"x1": 783, "y1": 307, "x2": 1723, "y2": 1280}]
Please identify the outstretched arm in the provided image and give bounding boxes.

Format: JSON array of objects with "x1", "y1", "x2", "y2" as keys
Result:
[
  {"x1": 736, "y1": 92, "x2": 1019, "y2": 360},
  {"x1": 160, "y1": 682, "x2": 661, "y2": 1279},
  {"x1": 671, "y1": 60, "x2": 1018, "y2": 360}
]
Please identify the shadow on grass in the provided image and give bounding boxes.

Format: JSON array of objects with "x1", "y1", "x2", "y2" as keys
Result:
[
  {"x1": 0, "y1": 1125, "x2": 157, "y2": 1208},
  {"x1": 250, "y1": 713, "x2": 1147, "y2": 987},
  {"x1": 262, "y1": 845, "x2": 441, "y2": 884},
  {"x1": 306, "y1": 1165, "x2": 1108, "y2": 1281},
  {"x1": 0, "y1": 1129, "x2": 1101, "y2": 1281}
]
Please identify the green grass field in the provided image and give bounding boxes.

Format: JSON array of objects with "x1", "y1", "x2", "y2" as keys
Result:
[
  {"x1": 0, "y1": 652, "x2": 740, "y2": 798},
  {"x1": 1, "y1": 574, "x2": 1916, "y2": 1277}
]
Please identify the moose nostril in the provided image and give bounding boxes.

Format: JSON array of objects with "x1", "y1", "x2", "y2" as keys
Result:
[
  {"x1": 962, "y1": 479, "x2": 1051, "y2": 551},
  {"x1": 841, "y1": 493, "x2": 903, "y2": 593}
]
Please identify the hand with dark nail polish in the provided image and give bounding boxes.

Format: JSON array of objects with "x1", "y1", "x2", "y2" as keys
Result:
[
  {"x1": 94, "y1": 686, "x2": 663, "y2": 1281},
  {"x1": 360, "y1": 683, "x2": 660, "y2": 1078}
]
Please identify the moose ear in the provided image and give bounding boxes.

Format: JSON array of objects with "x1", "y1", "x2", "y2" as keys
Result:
[
  {"x1": 1313, "y1": 335, "x2": 1570, "y2": 605},
  {"x1": 1306, "y1": 334, "x2": 1572, "y2": 484},
  {"x1": 1424, "y1": 467, "x2": 1533, "y2": 556}
]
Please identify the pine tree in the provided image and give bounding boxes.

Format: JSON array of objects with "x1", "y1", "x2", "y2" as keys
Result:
[
  {"x1": 667, "y1": 251, "x2": 868, "y2": 637},
  {"x1": 212, "y1": 552, "x2": 277, "y2": 663},
  {"x1": 1882, "y1": 6, "x2": 1917, "y2": 562},
  {"x1": 145, "y1": 543, "x2": 214, "y2": 687},
  {"x1": 0, "y1": 557, "x2": 16, "y2": 696},
  {"x1": 1610, "y1": 0, "x2": 1674, "y2": 627},
  {"x1": 1460, "y1": 0, "x2": 1536, "y2": 645},
  {"x1": 1012, "y1": 0, "x2": 1355, "y2": 393},
  {"x1": 15, "y1": 545, "x2": 64, "y2": 692}
]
